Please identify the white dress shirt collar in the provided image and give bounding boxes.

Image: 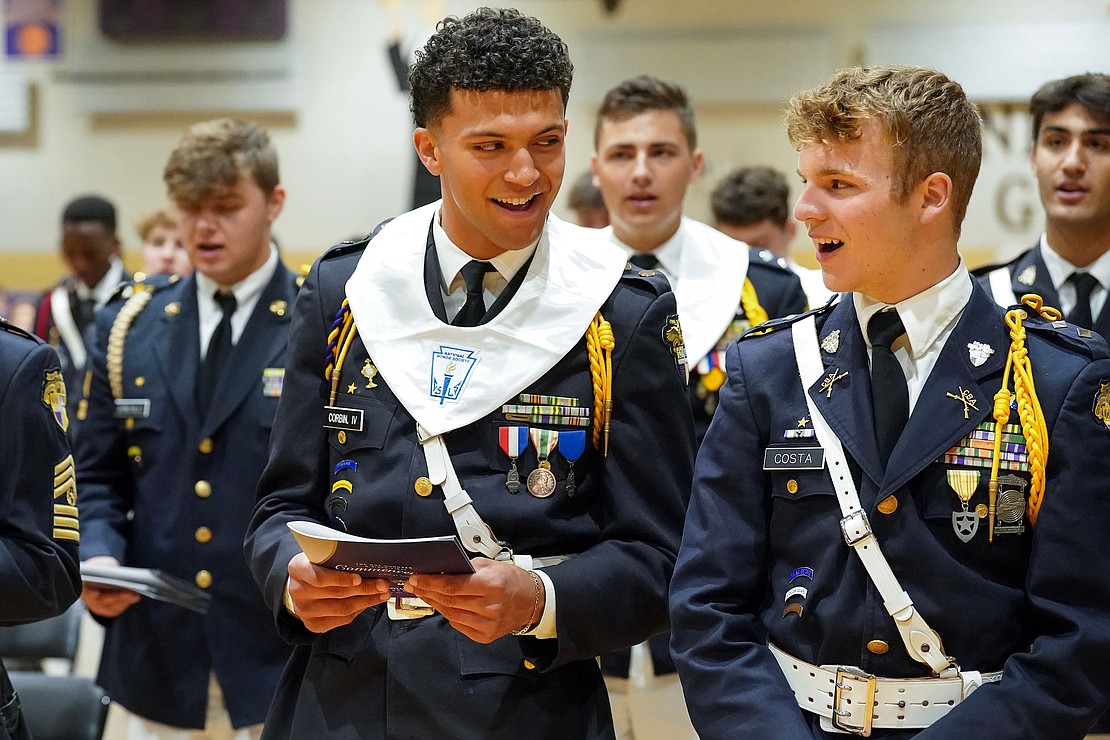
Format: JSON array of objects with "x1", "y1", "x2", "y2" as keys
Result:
[{"x1": 196, "y1": 244, "x2": 279, "y2": 354}]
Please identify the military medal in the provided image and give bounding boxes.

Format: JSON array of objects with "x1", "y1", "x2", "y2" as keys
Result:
[
  {"x1": 361, "y1": 358, "x2": 378, "y2": 389},
  {"x1": 993, "y1": 473, "x2": 1027, "y2": 536},
  {"x1": 498, "y1": 426, "x2": 528, "y2": 494},
  {"x1": 560, "y1": 430, "x2": 587, "y2": 497},
  {"x1": 947, "y1": 469, "x2": 980, "y2": 542},
  {"x1": 527, "y1": 427, "x2": 559, "y2": 498}
]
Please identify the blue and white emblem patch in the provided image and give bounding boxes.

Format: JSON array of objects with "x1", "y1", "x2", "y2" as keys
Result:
[{"x1": 430, "y1": 345, "x2": 479, "y2": 405}]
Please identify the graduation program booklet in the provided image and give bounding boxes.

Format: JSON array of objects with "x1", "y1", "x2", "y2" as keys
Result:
[
  {"x1": 287, "y1": 521, "x2": 475, "y2": 597},
  {"x1": 80, "y1": 562, "x2": 211, "y2": 614}
]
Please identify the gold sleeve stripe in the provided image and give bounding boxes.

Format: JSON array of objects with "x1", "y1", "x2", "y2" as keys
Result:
[
  {"x1": 53, "y1": 529, "x2": 80, "y2": 542},
  {"x1": 53, "y1": 516, "x2": 79, "y2": 530},
  {"x1": 53, "y1": 504, "x2": 78, "y2": 517},
  {"x1": 53, "y1": 455, "x2": 78, "y2": 504},
  {"x1": 54, "y1": 454, "x2": 74, "y2": 476}
]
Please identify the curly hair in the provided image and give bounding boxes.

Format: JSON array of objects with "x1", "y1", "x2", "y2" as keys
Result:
[
  {"x1": 134, "y1": 205, "x2": 178, "y2": 242},
  {"x1": 785, "y1": 65, "x2": 982, "y2": 231},
  {"x1": 409, "y1": 7, "x2": 573, "y2": 129},
  {"x1": 1030, "y1": 73, "x2": 1110, "y2": 141},
  {"x1": 711, "y1": 166, "x2": 790, "y2": 227},
  {"x1": 595, "y1": 75, "x2": 696, "y2": 150},
  {"x1": 163, "y1": 118, "x2": 279, "y2": 208}
]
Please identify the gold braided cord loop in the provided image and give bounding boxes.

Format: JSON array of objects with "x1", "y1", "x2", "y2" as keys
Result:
[
  {"x1": 107, "y1": 287, "x2": 154, "y2": 401},
  {"x1": 586, "y1": 312, "x2": 615, "y2": 455},
  {"x1": 326, "y1": 300, "x2": 356, "y2": 407},
  {"x1": 989, "y1": 294, "x2": 1054, "y2": 535},
  {"x1": 740, "y1": 277, "x2": 769, "y2": 327}
]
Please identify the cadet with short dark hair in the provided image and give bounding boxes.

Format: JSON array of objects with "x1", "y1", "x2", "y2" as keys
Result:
[
  {"x1": 245, "y1": 8, "x2": 693, "y2": 739},
  {"x1": 671, "y1": 65, "x2": 1110, "y2": 738}
]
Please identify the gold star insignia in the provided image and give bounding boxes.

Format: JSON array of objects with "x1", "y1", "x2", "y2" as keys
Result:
[
  {"x1": 797, "y1": 417, "x2": 810, "y2": 428},
  {"x1": 347, "y1": 382, "x2": 356, "y2": 394}
]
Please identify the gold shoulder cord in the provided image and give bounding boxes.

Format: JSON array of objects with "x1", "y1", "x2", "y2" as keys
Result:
[
  {"x1": 107, "y1": 287, "x2": 154, "y2": 401},
  {"x1": 988, "y1": 294, "x2": 1054, "y2": 539},
  {"x1": 586, "y1": 312, "x2": 615, "y2": 456},
  {"x1": 325, "y1": 299, "x2": 357, "y2": 405},
  {"x1": 740, "y1": 277, "x2": 769, "y2": 327}
]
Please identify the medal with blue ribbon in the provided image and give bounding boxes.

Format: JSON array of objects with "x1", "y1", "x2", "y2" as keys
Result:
[
  {"x1": 560, "y1": 430, "x2": 587, "y2": 497},
  {"x1": 527, "y1": 428, "x2": 559, "y2": 498},
  {"x1": 498, "y1": 426, "x2": 528, "y2": 494}
]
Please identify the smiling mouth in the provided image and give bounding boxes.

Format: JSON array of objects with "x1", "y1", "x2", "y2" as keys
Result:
[
  {"x1": 492, "y1": 195, "x2": 540, "y2": 212},
  {"x1": 816, "y1": 238, "x2": 844, "y2": 254}
]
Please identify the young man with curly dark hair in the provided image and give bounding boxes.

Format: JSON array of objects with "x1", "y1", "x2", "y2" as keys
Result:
[{"x1": 245, "y1": 8, "x2": 694, "y2": 739}]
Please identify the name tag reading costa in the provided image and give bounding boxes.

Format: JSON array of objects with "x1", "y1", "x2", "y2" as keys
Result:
[
  {"x1": 323, "y1": 406, "x2": 364, "y2": 432},
  {"x1": 114, "y1": 398, "x2": 151, "y2": 419},
  {"x1": 763, "y1": 446, "x2": 825, "y2": 470}
]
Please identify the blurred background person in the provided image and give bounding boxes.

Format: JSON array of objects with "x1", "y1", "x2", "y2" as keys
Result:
[
  {"x1": 711, "y1": 165, "x2": 832, "y2": 306},
  {"x1": 566, "y1": 169, "x2": 610, "y2": 227},
  {"x1": 135, "y1": 205, "x2": 193, "y2": 278}
]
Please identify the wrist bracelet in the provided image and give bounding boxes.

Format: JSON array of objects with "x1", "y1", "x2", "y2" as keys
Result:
[{"x1": 509, "y1": 570, "x2": 542, "y2": 636}]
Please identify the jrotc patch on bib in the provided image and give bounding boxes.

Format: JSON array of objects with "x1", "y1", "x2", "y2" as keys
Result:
[
  {"x1": 41, "y1": 369, "x2": 69, "y2": 432},
  {"x1": 429, "y1": 345, "x2": 479, "y2": 404}
]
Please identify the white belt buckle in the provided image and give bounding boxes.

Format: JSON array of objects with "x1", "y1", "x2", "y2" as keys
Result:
[{"x1": 833, "y1": 666, "x2": 876, "y2": 736}]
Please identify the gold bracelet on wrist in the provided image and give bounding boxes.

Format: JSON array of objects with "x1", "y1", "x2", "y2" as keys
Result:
[{"x1": 509, "y1": 570, "x2": 542, "y2": 636}]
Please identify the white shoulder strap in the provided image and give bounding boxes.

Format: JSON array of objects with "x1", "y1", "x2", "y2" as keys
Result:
[
  {"x1": 987, "y1": 267, "x2": 1018, "y2": 307},
  {"x1": 791, "y1": 315, "x2": 957, "y2": 677}
]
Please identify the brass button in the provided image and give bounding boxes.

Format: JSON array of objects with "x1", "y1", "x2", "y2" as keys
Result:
[
  {"x1": 195, "y1": 570, "x2": 212, "y2": 589},
  {"x1": 134, "y1": 376, "x2": 145, "y2": 387},
  {"x1": 523, "y1": 659, "x2": 536, "y2": 671},
  {"x1": 127, "y1": 445, "x2": 142, "y2": 460},
  {"x1": 195, "y1": 526, "x2": 212, "y2": 544},
  {"x1": 414, "y1": 477, "x2": 434, "y2": 497},
  {"x1": 867, "y1": 640, "x2": 890, "y2": 655},
  {"x1": 785, "y1": 479, "x2": 799, "y2": 495},
  {"x1": 164, "y1": 302, "x2": 181, "y2": 316},
  {"x1": 194, "y1": 480, "x2": 212, "y2": 498},
  {"x1": 198, "y1": 438, "x2": 214, "y2": 454},
  {"x1": 877, "y1": 495, "x2": 898, "y2": 514},
  {"x1": 976, "y1": 503, "x2": 988, "y2": 518},
  {"x1": 337, "y1": 431, "x2": 347, "y2": 445},
  {"x1": 125, "y1": 418, "x2": 135, "y2": 430}
]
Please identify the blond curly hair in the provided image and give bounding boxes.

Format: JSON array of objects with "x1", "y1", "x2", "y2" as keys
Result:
[{"x1": 163, "y1": 118, "x2": 279, "y2": 208}]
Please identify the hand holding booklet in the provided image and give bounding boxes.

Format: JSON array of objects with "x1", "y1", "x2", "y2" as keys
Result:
[
  {"x1": 287, "y1": 521, "x2": 475, "y2": 597},
  {"x1": 80, "y1": 562, "x2": 211, "y2": 614}
]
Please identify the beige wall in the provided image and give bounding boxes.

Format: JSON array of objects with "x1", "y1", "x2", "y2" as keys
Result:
[{"x1": 1, "y1": 0, "x2": 1107, "y2": 289}]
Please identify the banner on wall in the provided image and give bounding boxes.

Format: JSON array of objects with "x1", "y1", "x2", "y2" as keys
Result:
[{"x1": 4, "y1": 0, "x2": 60, "y2": 59}]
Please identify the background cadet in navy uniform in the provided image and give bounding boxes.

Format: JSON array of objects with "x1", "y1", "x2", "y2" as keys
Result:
[
  {"x1": 77, "y1": 119, "x2": 296, "y2": 739},
  {"x1": 244, "y1": 8, "x2": 694, "y2": 739},
  {"x1": 32, "y1": 195, "x2": 128, "y2": 430},
  {"x1": 588, "y1": 74, "x2": 805, "y2": 740},
  {"x1": 0, "y1": 320, "x2": 83, "y2": 740},
  {"x1": 712, "y1": 165, "x2": 834, "y2": 308},
  {"x1": 591, "y1": 75, "x2": 807, "y2": 445},
  {"x1": 670, "y1": 65, "x2": 1110, "y2": 739},
  {"x1": 976, "y1": 74, "x2": 1110, "y2": 345}
]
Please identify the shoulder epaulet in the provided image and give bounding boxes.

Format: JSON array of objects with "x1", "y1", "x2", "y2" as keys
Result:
[
  {"x1": 321, "y1": 234, "x2": 373, "y2": 262},
  {"x1": 748, "y1": 247, "x2": 795, "y2": 276},
  {"x1": 0, "y1": 315, "x2": 37, "y2": 343},
  {"x1": 738, "y1": 294, "x2": 839, "y2": 342},
  {"x1": 970, "y1": 248, "x2": 1031, "y2": 278},
  {"x1": 106, "y1": 272, "x2": 182, "y2": 305},
  {"x1": 1019, "y1": 309, "x2": 1105, "y2": 358},
  {"x1": 620, "y1": 262, "x2": 671, "y2": 296}
]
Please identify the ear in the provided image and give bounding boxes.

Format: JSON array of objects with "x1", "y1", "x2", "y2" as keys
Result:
[
  {"x1": 589, "y1": 151, "x2": 600, "y2": 188},
  {"x1": 918, "y1": 172, "x2": 952, "y2": 226},
  {"x1": 414, "y1": 128, "x2": 442, "y2": 176},
  {"x1": 689, "y1": 149, "x2": 705, "y2": 185},
  {"x1": 266, "y1": 185, "x2": 287, "y2": 223}
]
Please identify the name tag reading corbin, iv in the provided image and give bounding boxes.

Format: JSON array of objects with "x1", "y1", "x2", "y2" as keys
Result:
[
  {"x1": 762, "y1": 446, "x2": 826, "y2": 471},
  {"x1": 323, "y1": 406, "x2": 365, "y2": 432}
]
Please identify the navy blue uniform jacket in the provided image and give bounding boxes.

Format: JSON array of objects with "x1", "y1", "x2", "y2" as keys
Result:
[
  {"x1": 76, "y1": 268, "x2": 296, "y2": 729},
  {"x1": 244, "y1": 234, "x2": 695, "y2": 740},
  {"x1": 670, "y1": 283, "x2": 1110, "y2": 738}
]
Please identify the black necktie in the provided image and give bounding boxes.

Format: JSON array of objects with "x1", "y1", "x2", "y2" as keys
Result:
[
  {"x1": 1067, "y1": 272, "x2": 1099, "y2": 329},
  {"x1": 867, "y1": 309, "x2": 908, "y2": 466},
  {"x1": 199, "y1": 291, "x2": 237, "y2": 414},
  {"x1": 452, "y1": 260, "x2": 494, "y2": 327},
  {"x1": 629, "y1": 252, "x2": 659, "y2": 270},
  {"x1": 72, "y1": 295, "x2": 96, "y2": 335}
]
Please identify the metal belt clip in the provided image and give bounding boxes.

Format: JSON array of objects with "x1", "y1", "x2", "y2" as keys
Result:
[
  {"x1": 832, "y1": 666, "x2": 877, "y2": 736},
  {"x1": 386, "y1": 597, "x2": 435, "y2": 620},
  {"x1": 840, "y1": 510, "x2": 872, "y2": 546}
]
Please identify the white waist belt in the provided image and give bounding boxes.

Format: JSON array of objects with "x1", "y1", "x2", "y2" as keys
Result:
[{"x1": 769, "y1": 643, "x2": 1001, "y2": 734}]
